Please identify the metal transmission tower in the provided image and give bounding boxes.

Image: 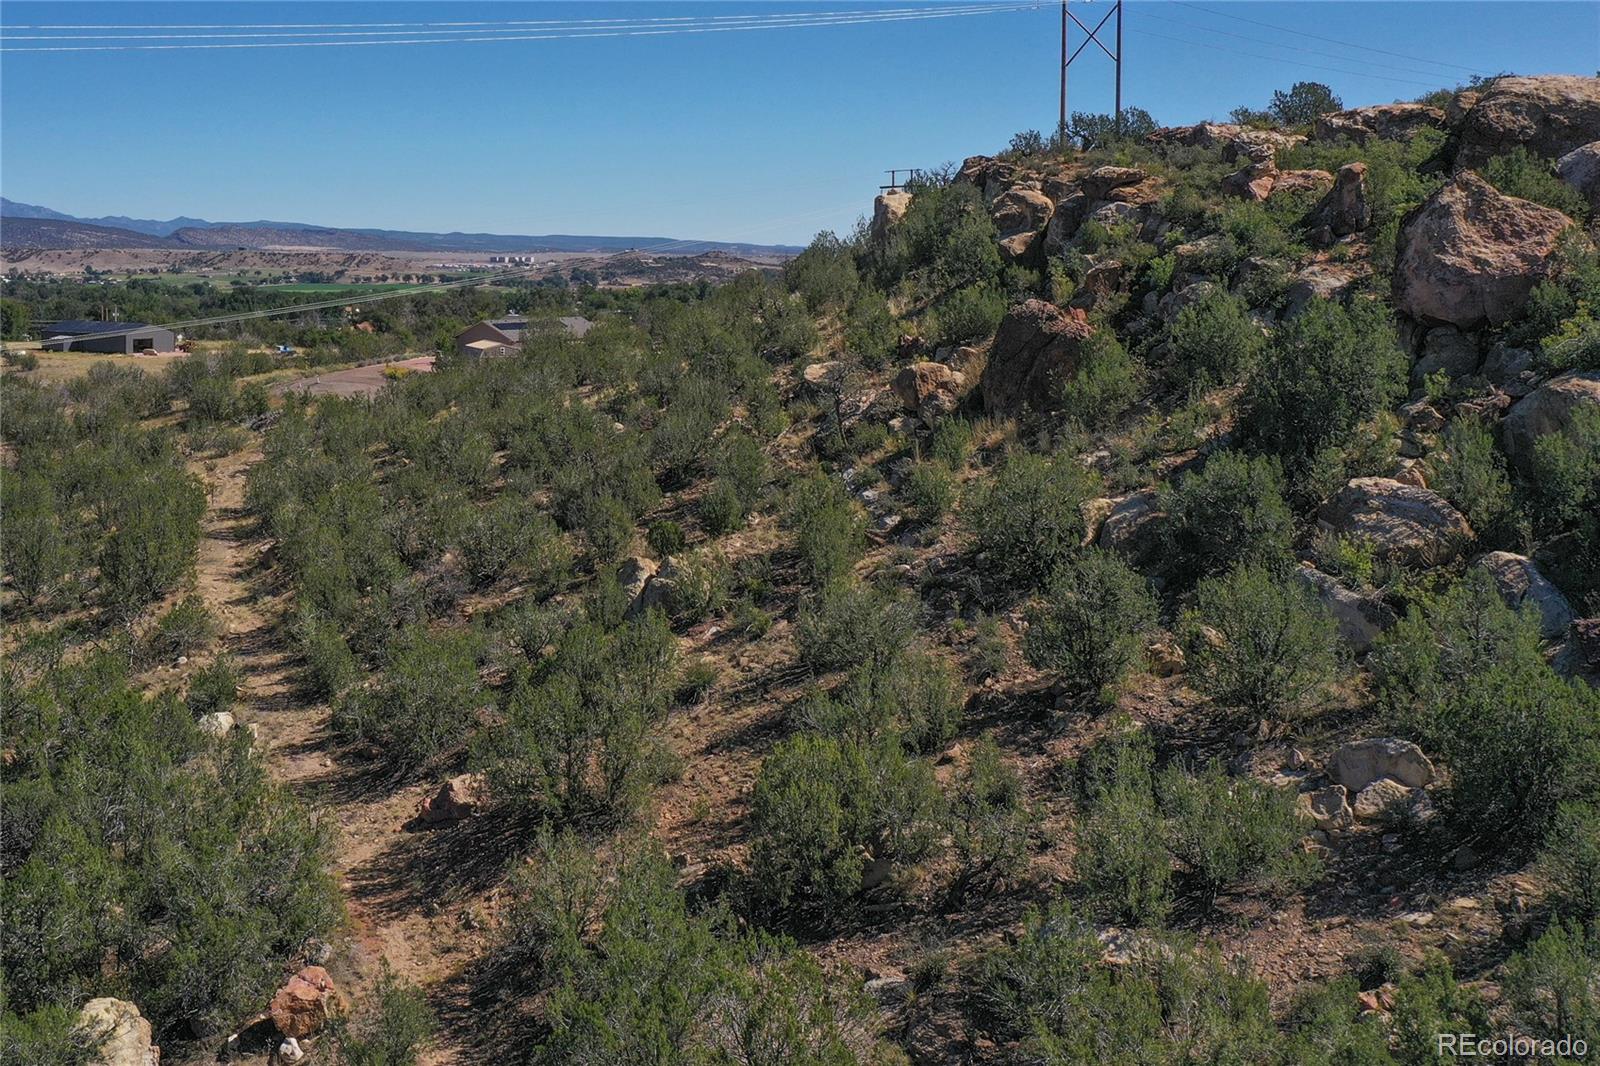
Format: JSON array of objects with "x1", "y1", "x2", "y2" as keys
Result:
[{"x1": 1058, "y1": 0, "x2": 1124, "y2": 149}]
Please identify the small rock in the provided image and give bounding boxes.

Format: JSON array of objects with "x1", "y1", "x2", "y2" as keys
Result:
[
  {"x1": 197, "y1": 711, "x2": 235, "y2": 738},
  {"x1": 279, "y1": 1037, "x2": 305, "y2": 1063},
  {"x1": 1330, "y1": 738, "x2": 1433, "y2": 793},
  {"x1": 1353, "y1": 778, "x2": 1415, "y2": 822}
]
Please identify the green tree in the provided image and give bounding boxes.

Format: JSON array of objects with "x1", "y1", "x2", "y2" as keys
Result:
[
  {"x1": 1024, "y1": 550, "x2": 1158, "y2": 705},
  {"x1": 1165, "y1": 288, "x2": 1266, "y2": 389},
  {"x1": 1158, "y1": 451, "x2": 1294, "y2": 585},
  {"x1": 964, "y1": 452, "x2": 1100, "y2": 593}
]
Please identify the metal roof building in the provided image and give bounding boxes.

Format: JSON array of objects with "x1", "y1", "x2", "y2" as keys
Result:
[{"x1": 39, "y1": 320, "x2": 177, "y2": 354}]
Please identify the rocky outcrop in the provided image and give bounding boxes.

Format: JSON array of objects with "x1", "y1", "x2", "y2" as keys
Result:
[
  {"x1": 870, "y1": 189, "x2": 912, "y2": 244},
  {"x1": 1271, "y1": 169, "x2": 1335, "y2": 198},
  {"x1": 1501, "y1": 371, "x2": 1600, "y2": 472},
  {"x1": 1558, "y1": 141, "x2": 1600, "y2": 209},
  {"x1": 990, "y1": 186, "x2": 1054, "y2": 262},
  {"x1": 1453, "y1": 75, "x2": 1600, "y2": 170},
  {"x1": 1317, "y1": 478, "x2": 1474, "y2": 566},
  {"x1": 1222, "y1": 159, "x2": 1278, "y2": 201},
  {"x1": 270, "y1": 966, "x2": 338, "y2": 1040},
  {"x1": 1302, "y1": 784, "x2": 1354, "y2": 831},
  {"x1": 1411, "y1": 326, "x2": 1481, "y2": 388},
  {"x1": 1222, "y1": 128, "x2": 1304, "y2": 162},
  {"x1": 617, "y1": 555, "x2": 658, "y2": 606},
  {"x1": 893, "y1": 361, "x2": 967, "y2": 425},
  {"x1": 1330, "y1": 738, "x2": 1433, "y2": 793},
  {"x1": 1393, "y1": 172, "x2": 1574, "y2": 328},
  {"x1": 980, "y1": 299, "x2": 1094, "y2": 415},
  {"x1": 77, "y1": 998, "x2": 159, "y2": 1066},
  {"x1": 1305, "y1": 162, "x2": 1371, "y2": 240},
  {"x1": 418, "y1": 772, "x2": 487, "y2": 824},
  {"x1": 800, "y1": 360, "x2": 849, "y2": 397},
  {"x1": 1283, "y1": 262, "x2": 1361, "y2": 318},
  {"x1": 1294, "y1": 565, "x2": 1397, "y2": 654},
  {"x1": 956, "y1": 155, "x2": 1018, "y2": 202},
  {"x1": 1473, "y1": 551, "x2": 1575, "y2": 639},
  {"x1": 1096, "y1": 489, "x2": 1164, "y2": 563},
  {"x1": 1313, "y1": 103, "x2": 1447, "y2": 145}
]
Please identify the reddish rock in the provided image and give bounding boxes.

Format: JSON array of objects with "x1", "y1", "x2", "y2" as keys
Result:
[
  {"x1": 1453, "y1": 75, "x2": 1600, "y2": 169},
  {"x1": 1394, "y1": 172, "x2": 1574, "y2": 328},
  {"x1": 1317, "y1": 477, "x2": 1474, "y2": 566},
  {"x1": 1306, "y1": 162, "x2": 1372, "y2": 238},
  {"x1": 892, "y1": 361, "x2": 966, "y2": 422},
  {"x1": 418, "y1": 773, "x2": 486, "y2": 825},
  {"x1": 1313, "y1": 103, "x2": 1447, "y2": 145},
  {"x1": 270, "y1": 966, "x2": 337, "y2": 1040},
  {"x1": 991, "y1": 186, "x2": 1054, "y2": 262},
  {"x1": 1223, "y1": 160, "x2": 1277, "y2": 201},
  {"x1": 1270, "y1": 168, "x2": 1335, "y2": 198},
  {"x1": 980, "y1": 300, "x2": 1094, "y2": 416}
]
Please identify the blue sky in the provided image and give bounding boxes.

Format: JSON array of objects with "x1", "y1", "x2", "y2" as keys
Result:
[{"x1": 2, "y1": 2, "x2": 1594, "y2": 244}]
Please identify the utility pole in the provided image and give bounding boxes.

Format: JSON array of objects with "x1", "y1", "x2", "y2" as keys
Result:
[{"x1": 1059, "y1": 0, "x2": 1125, "y2": 149}]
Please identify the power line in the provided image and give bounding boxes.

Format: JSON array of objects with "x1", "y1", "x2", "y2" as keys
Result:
[
  {"x1": 1, "y1": 4, "x2": 1023, "y2": 40},
  {"x1": 3, "y1": 4, "x2": 1023, "y2": 31},
  {"x1": 1170, "y1": 1, "x2": 1488, "y2": 77},
  {"x1": 1130, "y1": 27, "x2": 1451, "y2": 90},
  {"x1": 1138, "y1": 9, "x2": 1494, "y2": 82},
  {"x1": 1, "y1": 4, "x2": 1041, "y2": 53}
]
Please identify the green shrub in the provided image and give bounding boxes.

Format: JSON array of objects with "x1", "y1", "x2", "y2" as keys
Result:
[
  {"x1": 789, "y1": 472, "x2": 865, "y2": 587},
  {"x1": 96, "y1": 465, "x2": 208, "y2": 623},
  {"x1": 295, "y1": 608, "x2": 360, "y2": 699},
  {"x1": 949, "y1": 737, "x2": 1032, "y2": 900},
  {"x1": 459, "y1": 497, "x2": 570, "y2": 589},
  {"x1": 647, "y1": 519, "x2": 686, "y2": 557},
  {"x1": 1056, "y1": 330, "x2": 1143, "y2": 429},
  {"x1": 785, "y1": 230, "x2": 859, "y2": 311},
  {"x1": 800, "y1": 645, "x2": 962, "y2": 753},
  {"x1": 334, "y1": 626, "x2": 486, "y2": 773},
  {"x1": 964, "y1": 452, "x2": 1100, "y2": 593},
  {"x1": 1156, "y1": 761, "x2": 1319, "y2": 913},
  {"x1": 185, "y1": 656, "x2": 240, "y2": 719},
  {"x1": 1502, "y1": 924, "x2": 1600, "y2": 1054},
  {"x1": 1181, "y1": 564, "x2": 1340, "y2": 717},
  {"x1": 1241, "y1": 299, "x2": 1407, "y2": 486},
  {"x1": 843, "y1": 288, "x2": 899, "y2": 368},
  {"x1": 966, "y1": 612, "x2": 1009, "y2": 681},
  {"x1": 664, "y1": 547, "x2": 730, "y2": 624},
  {"x1": 331, "y1": 964, "x2": 434, "y2": 1066},
  {"x1": 1485, "y1": 147, "x2": 1589, "y2": 219},
  {"x1": 1075, "y1": 779, "x2": 1173, "y2": 926},
  {"x1": 1023, "y1": 549, "x2": 1158, "y2": 706},
  {"x1": 1539, "y1": 803, "x2": 1600, "y2": 926},
  {"x1": 476, "y1": 613, "x2": 676, "y2": 824},
  {"x1": 142, "y1": 595, "x2": 216, "y2": 664},
  {"x1": 935, "y1": 284, "x2": 1005, "y2": 347},
  {"x1": 930, "y1": 417, "x2": 975, "y2": 470},
  {"x1": 1158, "y1": 450, "x2": 1295, "y2": 585},
  {"x1": 902, "y1": 461, "x2": 956, "y2": 523},
  {"x1": 748, "y1": 732, "x2": 942, "y2": 919},
  {"x1": 796, "y1": 579, "x2": 919, "y2": 675},
  {"x1": 1165, "y1": 288, "x2": 1265, "y2": 389},
  {"x1": 0, "y1": 472, "x2": 74, "y2": 607},
  {"x1": 1426, "y1": 419, "x2": 1512, "y2": 539}
]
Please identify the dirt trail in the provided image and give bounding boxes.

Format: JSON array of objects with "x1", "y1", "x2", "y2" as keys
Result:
[{"x1": 190, "y1": 447, "x2": 477, "y2": 1064}]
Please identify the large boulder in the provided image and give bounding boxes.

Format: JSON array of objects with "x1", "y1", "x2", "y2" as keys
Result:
[
  {"x1": 1271, "y1": 168, "x2": 1335, "y2": 199},
  {"x1": 980, "y1": 300, "x2": 1094, "y2": 415},
  {"x1": 870, "y1": 189, "x2": 913, "y2": 243},
  {"x1": 893, "y1": 361, "x2": 967, "y2": 425},
  {"x1": 1501, "y1": 371, "x2": 1600, "y2": 472},
  {"x1": 1222, "y1": 128, "x2": 1304, "y2": 163},
  {"x1": 1330, "y1": 738, "x2": 1434, "y2": 793},
  {"x1": 1081, "y1": 165, "x2": 1148, "y2": 201},
  {"x1": 76, "y1": 998, "x2": 159, "y2": 1066},
  {"x1": 956, "y1": 155, "x2": 1018, "y2": 201},
  {"x1": 1293, "y1": 565, "x2": 1397, "y2": 654},
  {"x1": 1393, "y1": 172, "x2": 1574, "y2": 328},
  {"x1": 991, "y1": 186, "x2": 1055, "y2": 262},
  {"x1": 270, "y1": 966, "x2": 338, "y2": 1040},
  {"x1": 1453, "y1": 75, "x2": 1600, "y2": 170},
  {"x1": 1095, "y1": 489, "x2": 1164, "y2": 563},
  {"x1": 1313, "y1": 103, "x2": 1447, "y2": 145},
  {"x1": 1473, "y1": 551, "x2": 1575, "y2": 639},
  {"x1": 617, "y1": 555, "x2": 658, "y2": 607},
  {"x1": 1558, "y1": 141, "x2": 1600, "y2": 209},
  {"x1": 1042, "y1": 190, "x2": 1089, "y2": 253},
  {"x1": 1317, "y1": 478, "x2": 1474, "y2": 567},
  {"x1": 1305, "y1": 162, "x2": 1371, "y2": 239},
  {"x1": 1411, "y1": 326, "x2": 1481, "y2": 389},
  {"x1": 1222, "y1": 159, "x2": 1278, "y2": 202}
]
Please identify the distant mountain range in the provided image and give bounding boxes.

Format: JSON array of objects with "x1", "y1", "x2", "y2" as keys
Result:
[{"x1": 0, "y1": 198, "x2": 802, "y2": 257}]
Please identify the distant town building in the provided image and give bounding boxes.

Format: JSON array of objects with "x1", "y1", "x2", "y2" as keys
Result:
[
  {"x1": 453, "y1": 314, "x2": 593, "y2": 359},
  {"x1": 39, "y1": 320, "x2": 177, "y2": 354}
]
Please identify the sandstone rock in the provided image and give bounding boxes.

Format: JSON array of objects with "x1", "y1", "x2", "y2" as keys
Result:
[
  {"x1": 1096, "y1": 490, "x2": 1164, "y2": 563},
  {"x1": 270, "y1": 966, "x2": 337, "y2": 1040},
  {"x1": 942, "y1": 344, "x2": 987, "y2": 383},
  {"x1": 1411, "y1": 325, "x2": 1481, "y2": 388},
  {"x1": 981, "y1": 299, "x2": 1094, "y2": 415},
  {"x1": 1313, "y1": 103, "x2": 1447, "y2": 145},
  {"x1": 1081, "y1": 496, "x2": 1117, "y2": 545},
  {"x1": 1318, "y1": 477, "x2": 1474, "y2": 566},
  {"x1": 1353, "y1": 778, "x2": 1415, "y2": 823},
  {"x1": 1081, "y1": 165, "x2": 1148, "y2": 200},
  {"x1": 630, "y1": 555, "x2": 684, "y2": 618},
  {"x1": 1043, "y1": 190, "x2": 1089, "y2": 253},
  {"x1": 1399, "y1": 399, "x2": 1446, "y2": 434},
  {"x1": 1302, "y1": 784, "x2": 1354, "y2": 831},
  {"x1": 1157, "y1": 280, "x2": 1220, "y2": 324},
  {"x1": 1554, "y1": 617, "x2": 1600, "y2": 685},
  {"x1": 1330, "y1": 737, "x2": 1433, "y2": 793},
  {"x1": 801, "y1": 360, "x2": 849, "y2": 396},
  {"x1": 76, "y1": 998, "x2": 158, "y2": 1066},
  {"x1": 1271, "y1": 168, "x2": 1335, "y2": 198},
  {"x1": 1294, "y1": 565, "x2": 1397, "y2": 654},
  {"x1": 1502, "y1": 371, "x2": 1600, "y2": 472},
  {"x1": 1224, "y1": 128, "x2": 1305, "y2": 162},
  {"x1": 1454, "y1": 389, "x2": 1514, "y2": 422},
  {"x1": 196, "y1": 711, "x2": 235, "y2": 738},
  {"x1": 418, "y1": 772, "x2": 487, "y2": 825},
  {"x1": 1146, "y1": 635, "x2": 1186, "y2": 677},
  {"x1": 1473, "y1": 551, "x2": 1575, "y2": 639},
  {"x1": 1306, "y1": 162, "x2": 1371, "y2": 238},
  {"x1": 278, "y1": 1038, "x2": 304, "y2": 1063},
  {"x1": 1480, "y1": 343, "x2": 1537, "y2": 396},
  {"x1": 991, "y1": 186, "x2": 1054, "y2": 262},
  {"x1": 1283, "y1": 262, "x2": 1360, "y2": 318},
  {"x1": 1557, "y1": 141, "x2": 1600, "y2": 209},
  {"x1": 956, "y1": 155, "x2": 1018, "y2": 201},
  {"x1": 1392, "y1": 459, "x2": 1429, "y2": 488},
  {"x1": 617, "y1": 555, "x2": 658, "y2": 607},
  {"x1": 870, "y1": 189, "x2": 912, "y2": 243},
  {"x1": 893, "y1": 361, "x2": 964, "y2": 413},
  {"x1": 1223, "y1": 159, "x2": 1277, "y2": 201},
  {"x1": 1394, "y1": 172, "x2": 1574, "y2": 328},
  {"x1": 1147, "y1": 121, "x2": 1243, "y2": 149},
  {"x1": 1453, "y1": 75, "x2": 1600, "y2": 169}
]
